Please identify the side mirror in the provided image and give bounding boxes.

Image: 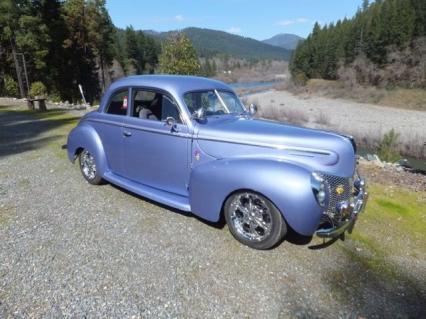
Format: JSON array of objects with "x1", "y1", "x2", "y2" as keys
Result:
[
  {"x1": 166, "y1": 116, "x2": 176, "y2": 127},
  {"x1": 249, "y1": 103, "x2": 257, "y2": 116},
  {"x1": 191, "y1": 107, "x2": 205, "y2": 121},
  {"x1": 165, "y1": 116, "x2": 178, "y2": 132}
]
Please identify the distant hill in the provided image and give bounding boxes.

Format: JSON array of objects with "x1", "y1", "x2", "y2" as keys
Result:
[
  {"x1": 145, "y1": 27, "x2": 292, "y2": 61},
  {"x1": 263, "y1": 33, "x2": 304, "y2": 50}
]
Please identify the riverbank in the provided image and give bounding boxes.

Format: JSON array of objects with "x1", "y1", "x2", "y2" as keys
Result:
[
  {"x1": 246, "y1": 90, "x2": 426, "y2": 161},
  {"x1": 294, "y1": 79, "x2": 426, "y2": 112}
]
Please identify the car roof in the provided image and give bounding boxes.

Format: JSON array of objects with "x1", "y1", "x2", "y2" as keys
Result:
[{"x1": 107, "y1": 75, "x2": 232, "y2": 97}]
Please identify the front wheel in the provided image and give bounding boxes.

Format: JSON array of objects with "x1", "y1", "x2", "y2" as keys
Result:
[
  {"x1": 79, "y1": 149, "x2": 103, "y2": 185},
  {"x1": 224, "y1": 191, "x2": 287, "y2": 250}
]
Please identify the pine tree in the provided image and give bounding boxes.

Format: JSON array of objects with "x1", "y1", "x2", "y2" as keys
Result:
[
  {"x1": 143, "y1": 36, "x2": 160, "y2": 73},
  {"x1": 86, "y1": 0, "x2": 115, "y2": 91},
  {"x1": 62, "y1": 0, "x2": 99, "y2": 102},
  {"x1": 289, "y1": 0, "x2": 423, "y2": 88},
  {"x1": 158, "y1": 33, "x2": 201, "y2": 75},
  {"x1": 38, "y1": 0, "x2": 68, "y2": 98},
  {"x1": 410, "y1": 0, "x2": 426, "y2": 37},
  {"x1": 124, "y1": 26, "x2": 139, "y2": 74}
]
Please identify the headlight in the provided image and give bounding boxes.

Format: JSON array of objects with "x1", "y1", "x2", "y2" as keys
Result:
[{"x1": 311, "y1": 172, "x2": 328, "y2": 207}]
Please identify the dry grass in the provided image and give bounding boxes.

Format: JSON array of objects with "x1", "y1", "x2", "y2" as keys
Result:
[
  {"x1": 281, "y1": 109, "x2": 309, "y2": 125},
  {"x1": 337, "y1": 125, "x2": 425, "y2": 159},
  {"x1": 314, "y1": 112, "x2": 330, "y2": 126},
  {"x1": 296, "y1": 79, "x2": 426, "y2": 111},
  {"x1": 250, "y1": 98, "x2": 309, "y2": 125},
  {"x1": 379, "y1": 89, "x2": 426, "y2": 111}
]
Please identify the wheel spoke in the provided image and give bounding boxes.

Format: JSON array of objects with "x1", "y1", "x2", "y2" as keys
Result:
[
  {"x1": 81, "y1": 150, "x2": 96, "y2": 180},
  {"x1": 229, "y1": 193, "x2": 272, "y2": 242}
]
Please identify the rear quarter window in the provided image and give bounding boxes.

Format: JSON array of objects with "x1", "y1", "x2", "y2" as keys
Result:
[{"x1": 105, "y1": 90, "x2": 128, "y2": 116}]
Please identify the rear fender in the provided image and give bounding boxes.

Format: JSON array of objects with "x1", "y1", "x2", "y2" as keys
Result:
[
  {"x1": 189, "y1": 158, "x2": 323, "y2": 236},
  {"x1": 67, "y1": 124, "x2": 108, "y2": 176}
]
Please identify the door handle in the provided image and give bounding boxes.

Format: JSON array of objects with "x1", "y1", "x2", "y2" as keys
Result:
[{"x1": 123, "y1": 131, "x2": 132, "y2": 137}]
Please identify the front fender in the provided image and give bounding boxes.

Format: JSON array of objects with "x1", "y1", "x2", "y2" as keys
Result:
[
  {"x1": 189, "y1": 158, "x2": 323, "y2": 236},
  {"x1": 67, "y1": 123, "x2": 108, "y2": 176}
]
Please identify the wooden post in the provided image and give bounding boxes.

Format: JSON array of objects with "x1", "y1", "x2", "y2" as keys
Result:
[{"x1": 38, "y1": 99, "x2": 47, "y2": 112}]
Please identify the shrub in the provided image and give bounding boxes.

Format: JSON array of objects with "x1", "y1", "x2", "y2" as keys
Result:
[
  {"x1": 4, "y1": 75, "x2": 19, "y2": 97},
  {"x1": 48, "y1": 89, "x2": 62, "y2": 103},
  {"x1": 377, "y1": 129, "x2": 400, "y2": 162},
  {"x1": 292, "y1": 72, "x2": 308, "y2": 86},
  {"x1": 30, "y1": 81, "x2": 47, "y2": 98}
]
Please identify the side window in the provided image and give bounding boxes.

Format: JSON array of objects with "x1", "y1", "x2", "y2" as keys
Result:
[
  {"x1": 132, "y1": 88, "x2": 182, "y2": 124},
  {"x1": 105, "y1": 90, "x2": 128, "y2": 116}
]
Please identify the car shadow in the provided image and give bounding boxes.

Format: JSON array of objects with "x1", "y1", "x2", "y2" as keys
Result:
[
  {"x1": 107, "y1": 183, "x2": 343, "y2": 245},
  {"x1": 319, "y1": 244, "x2": 426, "y2": 317},
  {"x1": 0, "y1": 109, "x2": 80, "y2": 158},
  {"x1": 108, "y1": 183, "x2": 227, "y2": 229}
]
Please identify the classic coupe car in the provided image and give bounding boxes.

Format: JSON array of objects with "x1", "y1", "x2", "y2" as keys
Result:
[{"x1": 67, "y1": 75, "x2": 368, "y2": 249}]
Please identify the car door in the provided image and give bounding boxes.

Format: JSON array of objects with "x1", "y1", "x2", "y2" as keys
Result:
[
  {"x1": 91, "y1": 88, "x2": 129, "y2": 177},
  {"x1": 122, "y1": 87, "x2": 191, "y2": 196}
]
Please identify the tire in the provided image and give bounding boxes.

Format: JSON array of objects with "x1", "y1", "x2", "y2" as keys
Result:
[
  {"x1": 78, "y1": 149, "x2": 103, "y2": 185},
  {"x1": 224, "y1": 191, "x2": 287, "y2": 250}
]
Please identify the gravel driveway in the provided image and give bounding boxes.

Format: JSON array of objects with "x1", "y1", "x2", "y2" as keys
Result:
[{"x1": 0, "y1": 107, "x2": 425, "y2": 318}]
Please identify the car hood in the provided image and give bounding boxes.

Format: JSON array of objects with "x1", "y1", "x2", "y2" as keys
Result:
[{"x1": 195, "y1": 116, "x2": 356, "y2": 177}]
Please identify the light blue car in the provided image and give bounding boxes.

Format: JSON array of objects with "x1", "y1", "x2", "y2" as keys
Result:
[{"x1": 67, "y1": 75, "x2": 368, "y2": 249}]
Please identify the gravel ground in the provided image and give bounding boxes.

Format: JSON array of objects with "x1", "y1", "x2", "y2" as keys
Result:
[{"x1": 0, "y1": 108, "x2": 425, "y2": 318}]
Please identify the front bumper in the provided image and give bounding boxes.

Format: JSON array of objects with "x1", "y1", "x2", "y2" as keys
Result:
[{"x1": 315, "y1": 177, "x2": 368, "y2": 238}]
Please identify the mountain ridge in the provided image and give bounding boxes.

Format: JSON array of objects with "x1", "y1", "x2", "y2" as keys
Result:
[
  {"x1": 143, "y1": 27, "x2": 292, "y2": 60},
  {"x1": 263, "y1": 33, "x2": 304, "y2": 50}
]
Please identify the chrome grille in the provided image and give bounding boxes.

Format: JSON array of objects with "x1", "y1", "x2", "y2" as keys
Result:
[{"x1": 320, "y1": 173, "x2": 352, "y2": 215}]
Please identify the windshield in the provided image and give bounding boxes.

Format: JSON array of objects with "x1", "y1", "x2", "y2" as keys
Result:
[{"x1": 184, "y1": 90, "x2": 245, "y2": 116}]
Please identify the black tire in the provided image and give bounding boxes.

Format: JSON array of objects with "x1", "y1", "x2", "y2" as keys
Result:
[
  {"x1": 224, "y1": 191, "x2": 287, "y2": 250},
  {"x1": 78, "y1": 149, "x2": 103, "y2": 185}
]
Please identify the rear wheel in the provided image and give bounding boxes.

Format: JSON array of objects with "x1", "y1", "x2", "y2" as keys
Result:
[
  {"x1": 224, "y1": 191, "x2": 287, "y2": 250},
  {"x1": 79, "y1": 149, "x2": 103, "y2": 185}
]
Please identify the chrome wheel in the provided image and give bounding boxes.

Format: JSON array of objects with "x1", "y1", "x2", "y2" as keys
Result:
[
  {"x1": 229, "y1": 192, "x2": 273, "y2": 242},
  {"x1": 80, "y1": 150, "x2": 97, "y2": 180}
]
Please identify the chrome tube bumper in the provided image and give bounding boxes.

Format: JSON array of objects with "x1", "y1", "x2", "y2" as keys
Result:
[{"x1": 316, "y1": 178, "x2": 368, "y2": 239}]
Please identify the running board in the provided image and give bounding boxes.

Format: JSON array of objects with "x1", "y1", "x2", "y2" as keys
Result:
[{"x1": 103, "y1": 172, "x2": 191, "y2": 212}]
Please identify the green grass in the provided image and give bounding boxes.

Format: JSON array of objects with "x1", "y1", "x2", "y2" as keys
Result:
[
  {"x1": 0, "y1": 106, "x2": 80, "y2": 159},
  {"x1": 338, "y1": 183, "x2": 426, "y2": 282},
  {"x1": 376, "y1": 198, "x2": 408, "y2": 216}
]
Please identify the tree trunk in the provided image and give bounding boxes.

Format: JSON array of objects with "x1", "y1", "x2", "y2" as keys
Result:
[{"x1": 10, "y1": 39, "x2": 25, "y2": 99}]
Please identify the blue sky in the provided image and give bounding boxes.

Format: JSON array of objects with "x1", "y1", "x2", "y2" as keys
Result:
[{"x1": 106, "y1": 0, "x2": 361, "y2": 40}]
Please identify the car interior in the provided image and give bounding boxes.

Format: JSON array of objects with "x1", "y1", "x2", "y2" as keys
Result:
[
  {"x1": 105, "y1": 88, "x2": 182, "y2": 124},
  {"x1": 106, "y1": 90, "x2": 128, "y2": 116},
  {"x1": 132, "y1": 89, "x2": 181, "y2": 123}
]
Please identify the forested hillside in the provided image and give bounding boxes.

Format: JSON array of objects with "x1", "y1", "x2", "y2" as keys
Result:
[
  {"x1": 290, "y1": 0, "x2": 426, "y2": 88},
  {"x1": 149, "y1": 27, "x2": 292, "y2": 61}
]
